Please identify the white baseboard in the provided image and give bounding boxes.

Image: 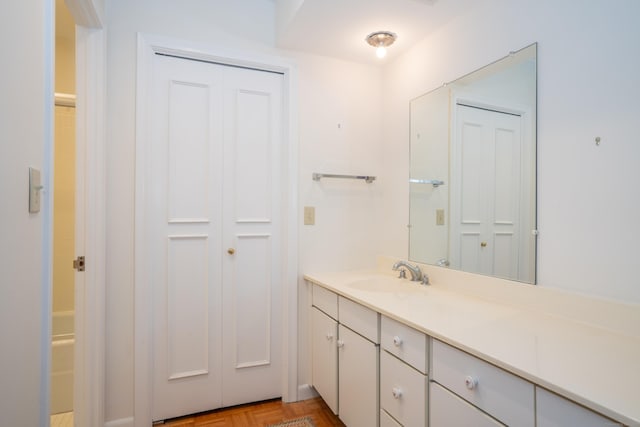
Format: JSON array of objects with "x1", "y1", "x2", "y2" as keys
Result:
[
  {"x1": 104, "y1": 417, "x2": 134, "y2": 427},
  {"x1": 297, "y1": 384, "x2": 318, "y2": 401}
]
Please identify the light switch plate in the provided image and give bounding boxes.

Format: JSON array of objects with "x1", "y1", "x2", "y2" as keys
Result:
[
  {"x1": 29, "y1": 167, "x2": 42, "y2": 213},
  {"x1": 304, "y1": 206, "x2": 315, "y2": 225}
]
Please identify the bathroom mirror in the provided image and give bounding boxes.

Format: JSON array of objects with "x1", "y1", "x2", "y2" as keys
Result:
[{"x1": 409, "y1": 43, "x2": 537, "y2": 283}]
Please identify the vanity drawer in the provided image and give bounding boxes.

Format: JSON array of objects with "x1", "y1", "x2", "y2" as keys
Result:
[
  {"x1": 338, "y1": 296, "x2": 379, "y2": 343},
  {"x1": 312, "y1": 284, "x2": 338, "y2": 320},
  {"x1": 381, "y1": 315, "x2": 428, "y2": 373},
  {"x1": 432, "y1": 340, "x2": 534, "y2": 427},
  {"x1": 536, "y1": 387, "x2": 623, "y2": 427},
  {"x1": 430, "y1": 382, "x2": 504, "y2": 427},
  {"x1": 380, "y1": 350, "x2": 427, "y2": 427},
  {"x1": 380, "y1": 409, "x2": 402, "y2": 427}
]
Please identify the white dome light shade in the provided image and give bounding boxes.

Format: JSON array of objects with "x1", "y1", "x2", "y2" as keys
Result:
[{"x1": 366, "y1": 31, "x2": 397, "y2": 59}]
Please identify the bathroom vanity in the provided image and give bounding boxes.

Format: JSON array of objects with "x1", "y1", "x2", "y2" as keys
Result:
[{"x1": 305, "y1": 259, "x2": 640, "y2": 427}]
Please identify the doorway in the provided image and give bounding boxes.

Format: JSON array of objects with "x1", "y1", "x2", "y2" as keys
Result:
[
  {"x1": 51, "y1": 1, "x2": 76, "y2": 425},
  {"x1": 52, "y1": 1, "x2": 108, "y2": 425},
  {"x1": 51, "y1": 95, "x2": 76, "y2": 425}
]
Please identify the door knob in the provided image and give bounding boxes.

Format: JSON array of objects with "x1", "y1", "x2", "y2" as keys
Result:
[
  {"x1": 227, "y1": 248, "x2": 235, "y2": 255},
  {"x1": 480, "y1": 242, "x2": 487, "y2": 248}
]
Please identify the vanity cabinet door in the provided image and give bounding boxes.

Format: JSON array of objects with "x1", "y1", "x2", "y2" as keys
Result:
[
  {"x1": 430, "y1": 382, "x2": 504, "y2": 427},
  {"x1": 311, "y1": 307, "x2": 338, "y2": 414},
  {"x1": 338, "y1": 324, "x2": 378, "y2": 427},
  {"x1": 536, "y1": 387, "x2": 623, "y2": 427}
]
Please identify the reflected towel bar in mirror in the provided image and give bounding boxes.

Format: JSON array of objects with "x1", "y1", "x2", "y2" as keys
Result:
[
  {"x1": 313, "y1": 173, "x2": 376, "y2": 184},
  {"x1": 409, "y1": 178, "x2": 445, "y2": 187}
]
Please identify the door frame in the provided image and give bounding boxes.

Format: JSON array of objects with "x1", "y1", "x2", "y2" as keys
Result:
[
  {"x1": 134, "y1": 33, "x2": 299, "y2": 427},
  {"x1": 73, "y1": 24, "x2": 107, "y2": 427},
  {"x1": 449, "y1": 93, "x2": 534, "y2": 282},
  {"x1": 54, "y1": 0, "x2": 106, "y2": 426}
]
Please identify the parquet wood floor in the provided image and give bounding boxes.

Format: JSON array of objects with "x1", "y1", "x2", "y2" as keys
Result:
[{"x1": 160, "y1": 397, "x2": 346, "y2": 427}]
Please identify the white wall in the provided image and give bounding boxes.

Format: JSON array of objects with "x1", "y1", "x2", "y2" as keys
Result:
[
  {"x1": 104, "y1": 0, "x2": 384, "y2": 422},
  {"x1": 0, "y1": 1, "x2": 53, "y2": 426},
  {"x1": 276, "y1": 0, "x2": 305, "y2": 39},
  {"x1": 296, "y1": 52, "x2": 384, "y2": 388},
  {"x1": 382, "y1": 0, "x2": 640, "y2": 302}
]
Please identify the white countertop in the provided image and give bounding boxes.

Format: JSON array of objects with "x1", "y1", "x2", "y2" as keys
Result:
[{"x1": 304, "y1": 264, "x2": 640, "y2": 426}]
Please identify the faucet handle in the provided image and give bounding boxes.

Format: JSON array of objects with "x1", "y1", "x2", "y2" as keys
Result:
[
  {"x1": 397, "y1": 269, "x2": 407, "y2": 279},
  {"x1": 437, "y1": 258, "x2": 449, "y2": 267},
  {"x1": 421, "y1": 274, "x2": 430, "y2": 285}
]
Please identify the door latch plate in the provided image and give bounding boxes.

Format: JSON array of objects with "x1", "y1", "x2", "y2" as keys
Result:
[{"x1": 73, "y1": 256, "x2": 85, "y2": 272}]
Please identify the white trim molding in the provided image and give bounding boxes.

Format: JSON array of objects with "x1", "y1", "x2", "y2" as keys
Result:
[
  {"x1": 104, "y1": 417, "x2": 135, "y2": 427},
  {"x1": 41, "y1": 0, "x2": 55, "y2": 423},
  {"x1": 134, "y1": 33, "x2": 299, "y2": 426},
  {"x1": 297, "y1": 384, "x2": 319, "y2": 401}
]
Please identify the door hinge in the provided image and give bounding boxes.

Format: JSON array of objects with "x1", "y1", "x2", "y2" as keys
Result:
[{"x1": 73, "y1": 256, "x2": 85, "y2": 272}]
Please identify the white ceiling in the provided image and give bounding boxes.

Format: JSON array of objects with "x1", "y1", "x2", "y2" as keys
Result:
[{"x1": 276, "y1": 0, "x2": 483, "y2": 65}]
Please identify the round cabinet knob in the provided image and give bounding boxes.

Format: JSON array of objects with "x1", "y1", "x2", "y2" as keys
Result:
[
  {"x1": 393, "y1": 336, "x2": 403, "y2": 347},
  {"x1": 465, "y1": 375, "x2": 478, "y2": 390},
  {"x1": 336, "y1": 340, "x2": 345, "y2": 349},
  {"x1": 392, "y1": 387, "x2": 403, "y2": 399},
  {"x1": 480, "y1": 242, "x2": 487, "y2": 248},
  {"x1": 227, "y1": 248, "x2": 235, "y2": 255},
  {"x1": 325, "y1": 333, "x2": 333, "y2": 341}
]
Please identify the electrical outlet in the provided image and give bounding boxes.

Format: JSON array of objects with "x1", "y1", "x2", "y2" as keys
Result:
[
  {"x1": 304, "y1": 206, "x2": 315, "y2": 225},
  {"x1": 436, "y1": 209, "x2": 445, "y2": 226}
]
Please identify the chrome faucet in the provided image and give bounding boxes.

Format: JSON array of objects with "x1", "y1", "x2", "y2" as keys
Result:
[{"x1": 392, "y1": 260, "x2": 429, "y2": 285}]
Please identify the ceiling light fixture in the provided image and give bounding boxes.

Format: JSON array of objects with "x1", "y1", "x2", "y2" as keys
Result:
[{"x1": 366, "y1": 31, "x2": 397, "y2": 59}]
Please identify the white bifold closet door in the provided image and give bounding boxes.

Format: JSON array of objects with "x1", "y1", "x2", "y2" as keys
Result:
[{"x1": 147, "y1": 53, "x2": 284, "y2": 422}]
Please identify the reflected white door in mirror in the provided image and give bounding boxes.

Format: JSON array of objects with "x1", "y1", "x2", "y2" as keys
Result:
[{"x1": 450, "y1": 103, "x2": 530, "y2": 282}]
